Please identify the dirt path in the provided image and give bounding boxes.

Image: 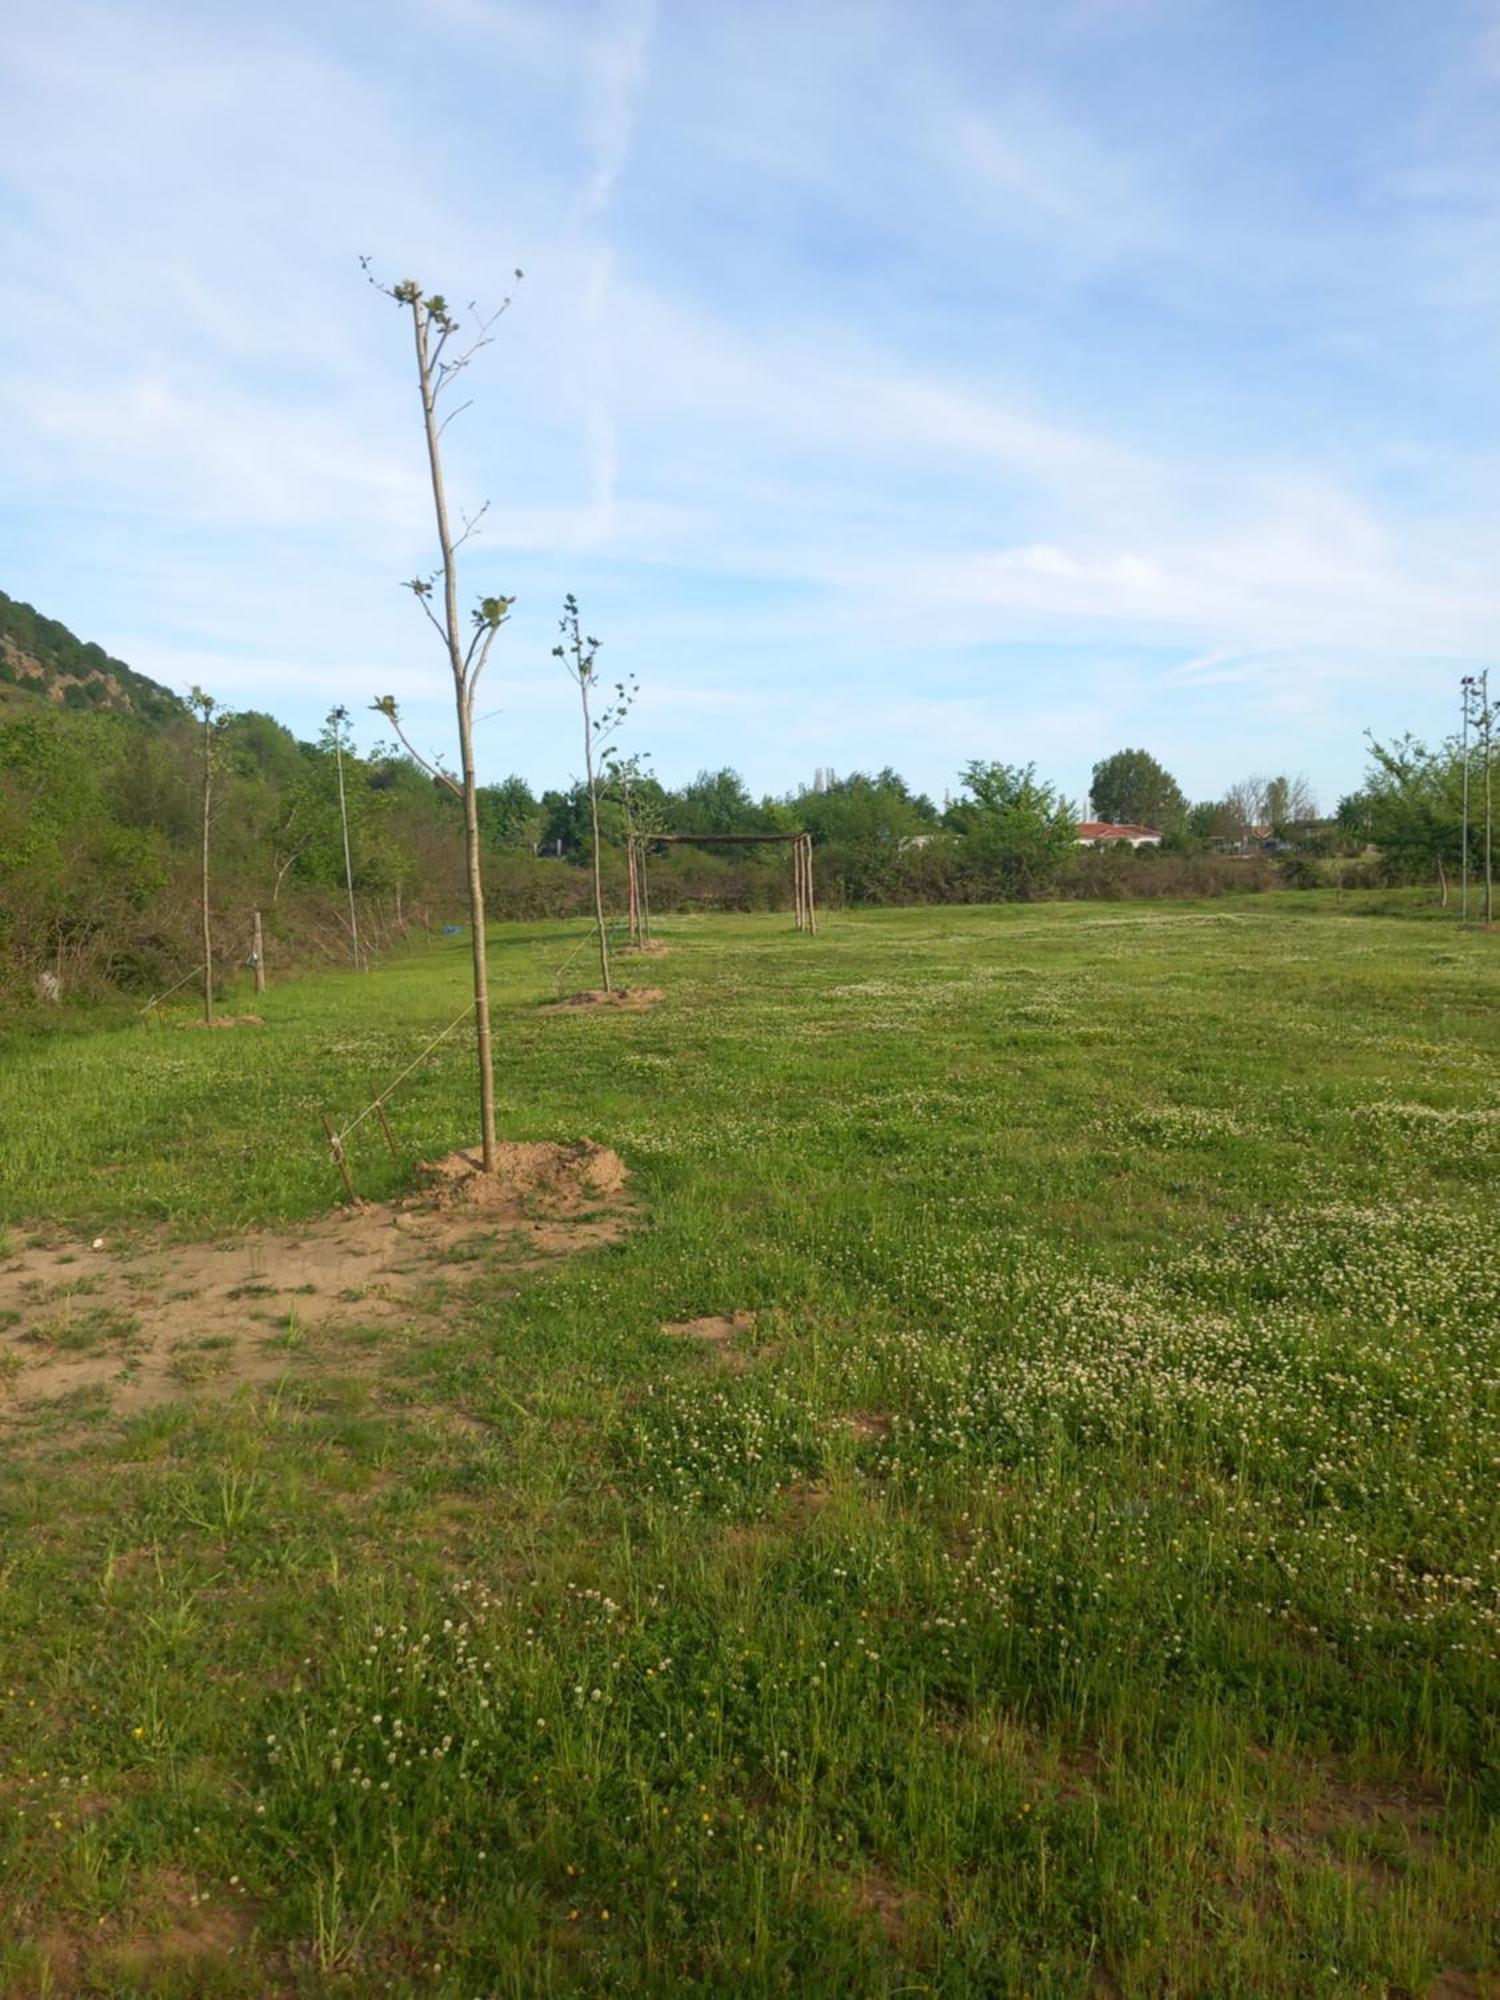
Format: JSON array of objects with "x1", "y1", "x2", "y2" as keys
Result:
[{"x1": 0, "y1": 1142, "x2": 633, "y2": 1425}]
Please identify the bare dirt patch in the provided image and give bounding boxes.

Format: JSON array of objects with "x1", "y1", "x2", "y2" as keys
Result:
[
  {"x1": 661, "y1": 1310, "x2": 757, "y2": 1345},
  {"x1": 27, "y1": 1867, "x2": 262, "y2": 1991},
  {"x1": 660, "y1": 1309, "x2": 764, "y2": 1372},
  {"x1": 783, "y1": 1478, "x2": 834, "y2": 1525},
  {"x1": 174, "y1": 1014, "x2": 265, "y2": 1029},
  {"x1": 541, "y1": 986, "x2": 665, "y2": 1014},
  {"x1": 0, "y1": 1142, "x2": 634, "y2": 1427},
  {"x1": 619, "y1": 942, "x2": 672, "y2": 958},
  {"x1": 840, "y1": 1410, "x2": 893, "y2": 1441},
  {"x1": 1426, "y1": 1973, "x2": 1491, "y2": 1999}
]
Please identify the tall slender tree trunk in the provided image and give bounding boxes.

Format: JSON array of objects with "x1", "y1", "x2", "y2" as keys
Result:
[
  {"x1": 455, "y1": 691, "x2": 498, "y2": 1157},
  {"x1": 409, "y1": 296, "x2": 497, "y2": 1170},
  {"x1": 334, "y1": 724, "x2": 361, "y2": 970},
  {"x1": 1485, "y1": 685, "x2": 1494, "y2": 927},
  {"x1": 201, "y1": 711, "x2": 214, "y2": 1024},
  {"x1": 1472, "y1": 700, "x2": 1480, "y2": 924},
  {"x1": 581, "y1": 689, "x2": 611, "y2": 992}
]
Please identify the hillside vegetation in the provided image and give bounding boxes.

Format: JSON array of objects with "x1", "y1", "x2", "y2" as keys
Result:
[{"x1": 0, "y1": 590, "x2": 183, "y2": 722}]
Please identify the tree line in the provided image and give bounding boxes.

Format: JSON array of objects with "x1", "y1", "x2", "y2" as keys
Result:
[{"x1": 0, "y1": 677, "x2": 1381, "y2": 1010}]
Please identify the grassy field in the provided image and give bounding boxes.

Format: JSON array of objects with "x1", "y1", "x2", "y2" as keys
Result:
[{"x1": 1, "y1": 898, "x2": 1497, "y2": 1996}]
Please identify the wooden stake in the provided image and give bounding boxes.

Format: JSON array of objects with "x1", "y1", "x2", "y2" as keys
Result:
[
  {"x1": 372, "y1": 1096, "x2": 398, "y2": 1158},
  {"x1": 794, "y1": 836, "x2": 805, "y2": 930},
  {"x1": 804, "y1": 837, "x2": 818, "y2": 935},
  {"x1": 626, "y1": 837, "x2": 640, "y2": 946},
  {"x1": 252, "y1": 908, "x2": 266, "y2": 994},
  {"x1": 321, "y1": 1112, "x2": 357, "y2": 1203}
]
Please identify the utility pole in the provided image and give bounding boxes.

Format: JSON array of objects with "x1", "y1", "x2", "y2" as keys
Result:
[
  {"x1": 329, "y1": 705, "x2": 361, "y2": 970},
  {"x1": 1472, "y1": 672, "x2": 1480, "y2": 920}
]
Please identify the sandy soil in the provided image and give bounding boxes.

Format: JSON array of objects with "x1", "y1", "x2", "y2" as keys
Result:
[{"x1": 0, "y1": 1142, "x2": 633, "y2": 1424}]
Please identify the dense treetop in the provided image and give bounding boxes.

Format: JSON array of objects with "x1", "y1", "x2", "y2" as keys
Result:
[{"x1": 1089, "y1": 747, "x2": 1188, "y2": 830}]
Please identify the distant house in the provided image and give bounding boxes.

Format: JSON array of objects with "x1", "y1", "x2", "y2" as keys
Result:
[{"x1": 1074, "y1": 821, "x2": 1162, "y2": 849}]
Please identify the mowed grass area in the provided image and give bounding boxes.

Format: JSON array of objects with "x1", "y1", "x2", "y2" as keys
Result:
[{"x1": 1, "y1": 899, "x2": 1497, "y2": 1997}]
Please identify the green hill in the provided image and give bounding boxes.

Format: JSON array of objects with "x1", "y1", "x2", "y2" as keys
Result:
[{"x1": 0, "y1": 589, "x2": 184, "y2": 723}]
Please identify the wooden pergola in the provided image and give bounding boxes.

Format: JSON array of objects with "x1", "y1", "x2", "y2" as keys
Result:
[{"x1": 626, "y1": 832, "x2": 816, "y2": 943}]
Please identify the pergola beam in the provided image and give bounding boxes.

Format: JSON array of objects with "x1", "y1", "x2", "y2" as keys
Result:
[{"x1": 642, "y1": 832, "x2": 807, "y2": 844}]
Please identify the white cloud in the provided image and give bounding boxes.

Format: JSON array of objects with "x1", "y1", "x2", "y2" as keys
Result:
[{"x1": 1, "y1": 0, "x2": 1496, "y2": 810}]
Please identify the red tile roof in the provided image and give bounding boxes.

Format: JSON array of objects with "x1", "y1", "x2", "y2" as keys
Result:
[{"x1": 1075, "y1": 821, "x2": 1161, "y2": 840}]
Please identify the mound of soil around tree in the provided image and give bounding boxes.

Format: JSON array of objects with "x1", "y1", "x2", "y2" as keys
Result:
[
  {"x1": 175, "y1": 1015, "x2": 265, "y2": 1029},
  {"x1": 417, "y1": 1140, "x2": 629, "y2": 1208}
]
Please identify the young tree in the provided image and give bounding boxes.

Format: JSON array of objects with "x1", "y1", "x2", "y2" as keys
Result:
[
  {"x1": 1462, "y1": 673, "x2": 1494, "y2": 923},
  {"x1": 326, "y1": 705, "x2": 361, "y2": 969},
  {"x1": 364, "y1": 263, "x2": 521, "y2": 1173},
  {"x1": 553, "y1": 596, "x2": 635, "y2": 992},
  {"x1": 1089, "y1": 747, "x2": 1187, "y2": 829},
  {"x1": 188, "y1": 686, "x2": 228, "y2": 1023},
  {"x1": 605, "y1": 751, "x2": 667, "y2": 944}
]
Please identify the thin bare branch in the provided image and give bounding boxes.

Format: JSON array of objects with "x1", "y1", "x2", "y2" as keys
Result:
[
  {"x1": 410, "y1": 588, "x2": 450, "y2": 651},
  {"x1": 430, "y1": 286, "x2": 522, "y2": 397},
  {"x1": 371, "y1": 699, "x2": 462, "y2": 798},
  {"x1": 451, "y1": 497, "x2": 490, "y2": 548},
  {"x1": 436, "y1": 397, "x2": 475, "y2": 438}
]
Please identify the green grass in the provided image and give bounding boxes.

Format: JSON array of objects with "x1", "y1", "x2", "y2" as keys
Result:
[{"x1": 1, "y1": 899, "x2": 1497, "y2": 1996}]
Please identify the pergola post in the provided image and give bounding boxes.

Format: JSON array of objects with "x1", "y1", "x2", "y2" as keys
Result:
[
  {"x1": 641, "y1": 831, "x2": 816, "y2": 933},
  {"x1": 626, "y1": 835, "x2": 641, "y2": 947}
]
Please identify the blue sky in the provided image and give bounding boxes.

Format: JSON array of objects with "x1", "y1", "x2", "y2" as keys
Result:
[{"x1": 3, "y1": 0, "x2": 1499, "y2": 812}]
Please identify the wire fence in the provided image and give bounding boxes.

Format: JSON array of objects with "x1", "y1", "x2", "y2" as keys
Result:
[
  {"x1": 551, "y1": 913, "x2": 633, "y2": 997},
  {"x1": 138, "y1": 962, "x2": 208, "y2": 1016},
  {"x1": 330, "y1": 1001, "x2": 475, "y2": 1150}
]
